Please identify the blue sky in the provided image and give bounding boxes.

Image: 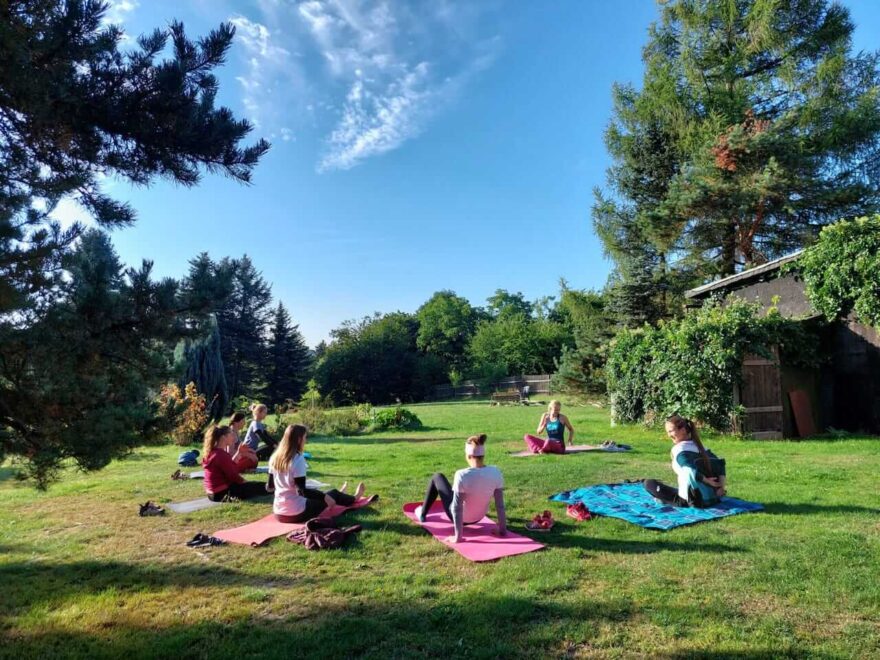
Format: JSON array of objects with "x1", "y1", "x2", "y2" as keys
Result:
[{"x1": 63, "y1": 1, "x2": 880, "y2": 346}]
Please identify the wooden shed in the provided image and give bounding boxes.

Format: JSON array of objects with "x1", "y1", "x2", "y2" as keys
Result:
[{"x1": 685, "y1": 252, "x2": 880, "y2": 438}]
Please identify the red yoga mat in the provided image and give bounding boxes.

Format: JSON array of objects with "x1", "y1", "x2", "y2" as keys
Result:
[
  {"x1": 213, "y1": 498, "x2": 374, "y2": 547},
  {"x1": 402, "y1": 502, "x2": 545, "y2": 562}
]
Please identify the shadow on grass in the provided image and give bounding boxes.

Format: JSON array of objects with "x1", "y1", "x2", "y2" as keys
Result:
[
  {"x1": 118, "y1": 451, "x2": 164, "y2": 463},
  {"x1": 1, "y1": 593, "x2": 813, "y2": 658},
  {"x1": 539, "y1": 530, "x2": 746, "y2": 555},
  {"x1": 761, "y1": 501, "x2": 880, "y2": 516},
  {"x1": 0, "y1": 559, "x2": 302, "y2": 615}
]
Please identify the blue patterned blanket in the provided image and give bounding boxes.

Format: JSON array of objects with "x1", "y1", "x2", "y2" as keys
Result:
[{"x1": 549, "y1": 482, "x2": 764, "y2": 530}]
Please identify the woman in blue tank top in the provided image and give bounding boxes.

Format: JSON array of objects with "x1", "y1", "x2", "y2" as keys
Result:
[{"x1": 523, "y1": 400, "x2": 575, "y2": 454}]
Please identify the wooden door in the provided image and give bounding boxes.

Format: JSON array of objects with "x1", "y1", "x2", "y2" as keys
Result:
[{"x1": 736, "y1": 349, "x2": 783, "y2": 439}]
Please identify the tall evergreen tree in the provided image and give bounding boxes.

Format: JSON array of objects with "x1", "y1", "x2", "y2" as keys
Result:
[
  {"x1": 0, "y1": 2, "x2": 267, "y2": 486},
  {"x1": 265, "y1": 302, "x2": 311, "y2": 406},
  {"x1": 177, "y1": 315, "x2": 229, "y2": 421},
  {"x1": 596, "y1": 0, "x2": 880, "y2": 296},
  {"x1": 215, "y1": 255, "x2": 273, "y2": 400}
]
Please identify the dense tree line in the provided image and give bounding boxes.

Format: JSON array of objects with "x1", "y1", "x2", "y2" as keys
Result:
[{"x1": 313, "y1": 287, "x2": 613, "y2": 405}]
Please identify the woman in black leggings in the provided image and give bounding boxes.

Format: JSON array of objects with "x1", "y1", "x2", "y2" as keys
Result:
[{"x1": 269, "y1": 424, "x2": 375, "y2": 523}]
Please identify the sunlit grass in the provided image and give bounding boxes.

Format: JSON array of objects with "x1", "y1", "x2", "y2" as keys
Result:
[{"x1": 1, "y1": 399, "x2": 878, "y2": 658}]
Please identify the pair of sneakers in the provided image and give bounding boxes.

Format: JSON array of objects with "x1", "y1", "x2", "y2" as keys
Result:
[
  {"x1": 186, "y1": 533, "x2": 225, "y2": 548},
  {"x1": 566, "y1": 502, "x2": 592, "y2": 521},
  {"x1": 139, "y1": 501, "x2": 165, "y2": 517},
  {"x1": 526, "y1": 510, "x2": 555, "y2": 531}
]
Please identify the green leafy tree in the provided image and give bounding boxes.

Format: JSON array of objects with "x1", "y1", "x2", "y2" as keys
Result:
[
  {"x1": 315, "y1": 313, "x2": 444, "y2": 404},
  {"x1": 486, "y1": 289, "x2": 534, "y2": 320},
  {"x1": 469, "y1": 316, "x2": 571, "y2": 377},
  {"x1": 415, "y1": 290, "x2": 478, "y2": 370},
  {"x1": 0, "y1": 3, "x2": 267, "y2": 486},
  {"x1": 796, "y1": 215, "x2": 880, "y2": 328},
  {"x1": 265, "y1": 302, "x2": 311, "y2": 406},
  {"x1": 552, "y1": 287, "x2": 617, "y2": 393}
]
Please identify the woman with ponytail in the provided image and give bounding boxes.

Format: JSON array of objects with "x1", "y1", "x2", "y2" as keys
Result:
[
  {"x1": 644, "y1": 415, "x2": 727, "y2": 508},
  {"x1": 201, "y1": 425, "x2": 272, "y2": 502},
  {"x1": 414, "y1": 434, "x2": 507, "y2": 543}
]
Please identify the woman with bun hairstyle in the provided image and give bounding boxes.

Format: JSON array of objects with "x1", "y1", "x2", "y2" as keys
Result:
[
  {"x1": 414, "y1": 434, "x2": 507, "y2": 543},
  {"x1": 243, "y1": 403, "x2": 277, "y2": 461},
  {"x1": 523, "y1": 400, "x2": 574, "y2": 454},
  {"x1": 644, "y1": 414, "x2": 727, "y2": 507}
]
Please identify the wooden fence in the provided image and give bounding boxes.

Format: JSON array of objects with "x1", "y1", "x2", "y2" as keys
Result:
[{"x1": 430, "y1": 374, "x2": 551, "y2": 400}]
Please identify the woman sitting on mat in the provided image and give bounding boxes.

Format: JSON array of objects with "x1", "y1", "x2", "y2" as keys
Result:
[
  {"x1": 228, "y1": 412, "x2": 247, "y2": 449},
  {"x1": 202, "y1": 425, "x2": 272, "y2": 502},
  {"x1": 269, "y1": 424, "x2": 373, "y2": 524},
  {"x1": 644, "y1": 414, "x2": 727, "y2": 508},
  {"x1": 243, "y1": 403, "x2": 278, "y2": 462},
  {"x1": 415, "y1": 434, "x2": 507, "y2": 543},
  {"x1": 523, "y1": 400, "x2": 575, "y2": 454}
]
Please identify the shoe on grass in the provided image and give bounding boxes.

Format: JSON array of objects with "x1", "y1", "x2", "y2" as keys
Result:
[
  {"x1": 414, "y1": 505, "x2": 426, "y2": 522},
  {"x1": 139, "y1": 501, "x2": 165, "y2": 517}
]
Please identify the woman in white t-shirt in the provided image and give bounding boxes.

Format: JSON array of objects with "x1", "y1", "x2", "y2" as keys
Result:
[
  {"x1": 414, "y1": 434, "x2": 507, "y2": 543},
  {"x1": 268, "y1": 424, "x2": 368, "y2": 523}
]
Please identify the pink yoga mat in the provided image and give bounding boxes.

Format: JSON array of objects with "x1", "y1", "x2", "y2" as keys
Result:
[
  {"x1": 214, "y1": 498, "x2": 374, "y2": 547},
  {"x1": 510, "y1": 443, "x2": 630, "y2": 457},
  {"x1": 402, "y1": 502, "x2": 545, "y2": 562}
]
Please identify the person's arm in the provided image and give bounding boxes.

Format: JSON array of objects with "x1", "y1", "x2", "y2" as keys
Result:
[
  {"x1": 536, "y1": 413, "x2": 548, "y2": 435},
  {"x1": 217, "y1": 450, "x2": 245, "y2": 484},
  {"x1": 675, "y1": 453, "x2": 720, "y2": 488},
  {"x1": 562, "y1": 415, "x2": 575, "y2": 445},
  {"x1": 493, "y1": 488, "x2": 507, "y2": 536},
  {"x1": 451, "y1": 490, "x2": 465, "y2": 543},
  {"x1": 256, "y1": 428, "x2": 276, "y2": 448}
]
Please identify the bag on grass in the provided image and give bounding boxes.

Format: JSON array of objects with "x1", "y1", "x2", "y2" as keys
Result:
[
  {"x1": 287, "y1": 518, "x2": 361, "y2": 551},
  {"x1": 177, "y1": 449, "x2": 200, "y2": 467}
]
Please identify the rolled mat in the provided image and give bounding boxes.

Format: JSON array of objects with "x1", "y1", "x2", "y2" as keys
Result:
[
  {"x1": 510, "y1": 443, "x2": 631, "y2": 458},
  {"x1": 402, "y1": 502, "x2": 545, "y2": 562},
  {"x1": 213, "y1": 497, "x2": 375, "y2": 546}
]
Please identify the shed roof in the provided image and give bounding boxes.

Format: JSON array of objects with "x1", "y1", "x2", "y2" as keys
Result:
[{"x1": 685, "y1": 251, "x2": 803, "y2": 299}]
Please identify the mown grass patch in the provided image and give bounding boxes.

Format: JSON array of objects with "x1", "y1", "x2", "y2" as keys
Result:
[{"x1": 1, "y1": 400, "x2": 879, "y2": 658}]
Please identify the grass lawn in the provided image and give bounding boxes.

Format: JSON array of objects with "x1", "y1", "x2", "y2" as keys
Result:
[{"x1": 1, "y1": 399, "x2": 879, "y2": 659}]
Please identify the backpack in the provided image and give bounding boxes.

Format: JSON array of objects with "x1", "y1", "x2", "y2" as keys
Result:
[{"x1": 177, "y1": 449, "x2": 200, "y2": 467}]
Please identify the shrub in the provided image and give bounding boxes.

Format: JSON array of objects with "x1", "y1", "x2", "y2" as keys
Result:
[
  {"x1": 372, "y1": 406, "x2": 423, "y2": 431},
  {"x1": 606, "y1": 299, "x2": 819, "y2": 431},
  {"x1": 156, "y1": 382, "x2": 209, "y2": 446},
  {"x1": 795, "y1": 215, "x2": 880, "y2": 328},
  {"x1": 353, "y1": 403, "x2": 374, "y2": 427},
  {"x1": 318, "y1": 409, "x2": 362, "y2": 436}
]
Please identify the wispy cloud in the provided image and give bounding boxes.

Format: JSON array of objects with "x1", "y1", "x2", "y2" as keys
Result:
[{"x1": 226, "y1": 0, "x2": 500, "y2": 171}]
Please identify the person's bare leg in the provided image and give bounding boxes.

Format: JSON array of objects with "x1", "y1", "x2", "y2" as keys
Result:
[
  {"x1": 354, "y1": 482, "x2": 365, "y2": 498},
  {"x1": 339, "y1": 481, "x2": 348, "y2": 492}
]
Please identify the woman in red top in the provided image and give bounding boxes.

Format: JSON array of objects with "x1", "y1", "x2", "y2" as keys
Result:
[{"x1": 202, "y1": 425, "x2": 271, "y2": 502}]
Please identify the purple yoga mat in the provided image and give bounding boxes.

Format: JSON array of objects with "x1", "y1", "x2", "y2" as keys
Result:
[{"x1": 402, "y1": 502, "x2": 545, "y2": 562}]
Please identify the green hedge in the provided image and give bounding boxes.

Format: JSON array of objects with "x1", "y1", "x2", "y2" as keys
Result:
[{"x1": 606, "y1": 299, "x2": 818, "y2": 430}]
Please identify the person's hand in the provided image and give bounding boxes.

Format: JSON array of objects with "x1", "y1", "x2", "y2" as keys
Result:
[
  {"x1": 491, "y1": 527, "x2": 507, "y2": 537},
  {"x1": 703, "y1": 477, "x2": 721, "y2": 488}
]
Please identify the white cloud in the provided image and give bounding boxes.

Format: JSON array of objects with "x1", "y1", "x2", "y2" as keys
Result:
[
  {"x1": 224, "y1": 1, "x2": 500, "y2": 170},
  {"x1": 295, "y1": 0, "x2": 500, "y2": 171},
  {"x1": 103, "y1": 0, "x2": 138, "y2": 25}
]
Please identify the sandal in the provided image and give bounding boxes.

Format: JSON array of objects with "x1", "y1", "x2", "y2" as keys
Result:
[
  {"x1": 139, "y1": 501, "x2": 165, "y2": 517},
  {"x1": 526, "y1": 510, "x2": 555, "y2": 531},
  {"x1": 170, "y1": 469, "x2": 187, "y2": 481}
]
